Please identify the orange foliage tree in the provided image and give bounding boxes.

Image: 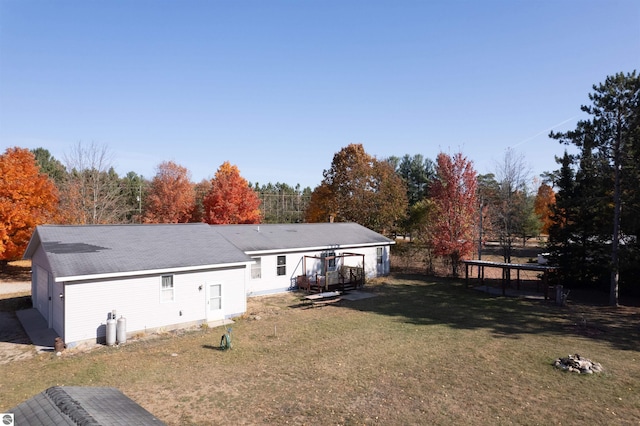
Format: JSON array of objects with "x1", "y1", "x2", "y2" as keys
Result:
[
  {"x1": 305, "y1": 144, "x2": 407, "y2": 234},
  {"x1": 428, "y1": 152, "x2": 478, "y2": 276},
  {"x1": 534, "y1": 183, "x2": 556, "y2": 235},
  {"x1": 0, "y1": 147, "x2": 59, "y2": 263},
  {"x1": 143, "y1": 161, "x2": 195, "y2": 223},
  {"x1": 203, "y1": 162, "x2": 261, "y2": 224},
  {"x1": 305, "y1": 182, "x2": 337, "y2": 223}
]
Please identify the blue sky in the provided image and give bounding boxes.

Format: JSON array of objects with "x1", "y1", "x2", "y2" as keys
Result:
[{"x1": 1, "y1": 1, "x2": 638, "y2": 189}]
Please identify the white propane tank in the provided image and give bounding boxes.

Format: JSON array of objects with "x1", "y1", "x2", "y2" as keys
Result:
[
  {"x1": 116, "y1": 315, "x2": 127, "y2": 344},
  {"x1": 106, "y1": 311, "x2": 116, "y2": 346}
]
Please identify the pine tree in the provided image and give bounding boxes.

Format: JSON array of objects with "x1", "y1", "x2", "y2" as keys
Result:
[{"x1": 550, "y1": 71, "x2": 640, "y2": 305}]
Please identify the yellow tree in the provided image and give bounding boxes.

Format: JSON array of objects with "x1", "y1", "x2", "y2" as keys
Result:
[
  {"x1": 143, "y1": 161, "x2": 195, "y2": 223},
  {"x1": 203, "y1": 162, "x2": 261, "y2": 224},
  {"x1": 0, "y1": 147, "x2": 59, "y2": 264}
]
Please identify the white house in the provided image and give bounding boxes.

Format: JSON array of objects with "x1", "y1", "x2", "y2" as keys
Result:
[
  {"x1": 23, "y1": 223, "x2": 252, "y2": 347},
  {"x1": 24, "y1": 222, "x2": 394, "y2": 347},
  {"x1": 215, "y1": 223, "x2": 394, "y2": 295}
]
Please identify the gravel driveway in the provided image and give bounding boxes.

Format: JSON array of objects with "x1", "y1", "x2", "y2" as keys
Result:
[{"x1": 0, "y1": 281, "x2": 31, "y2": 295}]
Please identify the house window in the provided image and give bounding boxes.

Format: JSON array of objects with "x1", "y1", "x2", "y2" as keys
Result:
[
  {"x1": 277, "y1": 255, "x2": 286, "y2": 276},
  {"x1": 251, "y1": 257, "x2": 262, "y2": 279},
  {"x1": 327, "y1": 251, "x2": 337, "y2": 268},
  {"x1": 322, "y1": 251, "x2": 336, "y2": 273},
  {"x1": 161, "y1": 275, "x2": 174, "y2": 302},
  {"x1": 209, "y1": 284, "x2": 222, "y2": 310},
  {"x1": 377, "y1": 247, "x2": 383, "y2": 265}
]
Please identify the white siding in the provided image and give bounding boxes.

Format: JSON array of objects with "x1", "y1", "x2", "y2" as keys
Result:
[
  {"x1": 247, "y1": 245, "x2": 392, "y2": 296},
  {"x1": 35, "y1": 265, "x2": 49, "y2": 324},
  {"x1": 246, "y1": 252, "x2": 300, "y2": 296},
  {"x1": 63, "y1": 266, "x2": 247, "y2": 345},
  {"x1": 30, "y1": 246, "x2": 52, "y2": 318},
  {"x1": 52, "y1": 280, "x2": 64, "y2": 335}
]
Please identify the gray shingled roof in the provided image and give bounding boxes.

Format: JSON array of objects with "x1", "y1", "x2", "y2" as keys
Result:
[
  {"x1": 24, "y1": 223, "x2": 251, "y2": 280},
  {"x1": 8, "y1": 386, "x2": 165, "y2": 425},
  {"x1": 214, "y1": 222, "x2": 394, "y2": 253}
]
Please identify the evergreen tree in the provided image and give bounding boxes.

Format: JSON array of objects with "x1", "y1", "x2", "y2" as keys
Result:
[{"x1": 550, "y1": 71, "x2": 640, "y2": 304}]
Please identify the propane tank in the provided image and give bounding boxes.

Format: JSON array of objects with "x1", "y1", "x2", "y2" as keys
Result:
[
  {"x1": 116, "y1": 315, "x2": 127, "y2": 344},
  {"x1": 106, "y1": 310, "x2": 116, "y2": 346}
]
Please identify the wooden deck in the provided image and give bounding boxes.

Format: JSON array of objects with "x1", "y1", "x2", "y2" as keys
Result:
[{"x1": 296, "y1": 266, "x2": 364, "y2": 294}]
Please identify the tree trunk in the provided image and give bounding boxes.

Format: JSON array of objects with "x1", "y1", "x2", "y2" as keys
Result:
[{"x1": 609, "y1": 126, "x2": 622, "y2": 307}]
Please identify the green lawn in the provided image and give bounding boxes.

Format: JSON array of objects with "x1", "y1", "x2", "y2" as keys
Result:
[{"x1": 1, "y1": 275, "x2": 639, "y2": 425}]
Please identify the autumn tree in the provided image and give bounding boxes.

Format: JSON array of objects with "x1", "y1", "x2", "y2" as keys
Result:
[
  {"x1": 143, "y1": 161, "x2": 195, "y2": 223},
  {"x1": 305, "y1": 182, "x2": 337, "y2": 223},
  {"x1": 305, "y1": 144, "x2": 407, "y2": 234},
  {"x1": 534, "y1": 183, "x2": 556, "y2": 235},
  {"x1": 203, "y1": 162, "x2": 261, "y2": 224},
  {"x1": 0, "y1": 147, "x2": 59, "y2": 265},
  {"x1": 428, "y1": 152, "x2": 478, "y2": 276},
  {"x1": 62, "y1": 142, "x2": 127, "y2": 224}
]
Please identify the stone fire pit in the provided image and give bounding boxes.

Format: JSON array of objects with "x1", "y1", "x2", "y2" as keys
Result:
[{"x1": 553, "y1": 354, "x2": 603, "y2": 374}]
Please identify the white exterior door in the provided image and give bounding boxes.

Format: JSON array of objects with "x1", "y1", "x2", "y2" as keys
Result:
[
  {"x1": 376, "y1": 247, "x2": 385, "y2": 275},
  {"x1": 206, "y1": 283, "x2": 223, "y2": 322}
]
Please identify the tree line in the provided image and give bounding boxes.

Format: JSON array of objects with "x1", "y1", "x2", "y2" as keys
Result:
[
  {"x1": 1, "y1": 139, "x2": 544, "y2": 277},
  {"x1": 546, "y1": 71, "x2": 640, "y2": 305},
  {"x1": 2, "y1": 70, "x2": 638, "y2": 305}
]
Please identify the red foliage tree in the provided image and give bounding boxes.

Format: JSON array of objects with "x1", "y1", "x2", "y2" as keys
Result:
[
  {"x1": 0, "y1": 147, "x2": 59, "y2": 263},
  {"x1": 429, "y1": 152, "x2": 478, "y2": 276},
  {"x1": 143, "y1": 161, "x2": 195, "y2": 223},
  {"x1": 203, "y1": 162, "x2": 261, "y2": 224}
]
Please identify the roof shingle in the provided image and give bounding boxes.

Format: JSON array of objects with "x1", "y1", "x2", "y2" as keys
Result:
[
  {"x1": 214, "y1": 222, "x2": 394, "y2": 253},
  {"x1": 8, "y1": 386, "x2": 165, "y2": 425},
  {"x1": 24, "y1": 223, "x2": 251, "y2": 280}
]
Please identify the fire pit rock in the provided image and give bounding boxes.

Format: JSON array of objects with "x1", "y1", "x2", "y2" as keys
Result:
[{"x1": 553, "y1": 354, "x2": 603, "y2": 374}]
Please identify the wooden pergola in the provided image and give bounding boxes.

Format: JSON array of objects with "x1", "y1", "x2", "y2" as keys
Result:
[{"x1": 461, "y1": 259, "x2": 558, "y2": 299}]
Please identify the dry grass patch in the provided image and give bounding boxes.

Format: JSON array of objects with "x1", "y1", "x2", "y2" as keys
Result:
[{"x1": 1, "y1": 276, "x2": 639, "y2": 425}]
